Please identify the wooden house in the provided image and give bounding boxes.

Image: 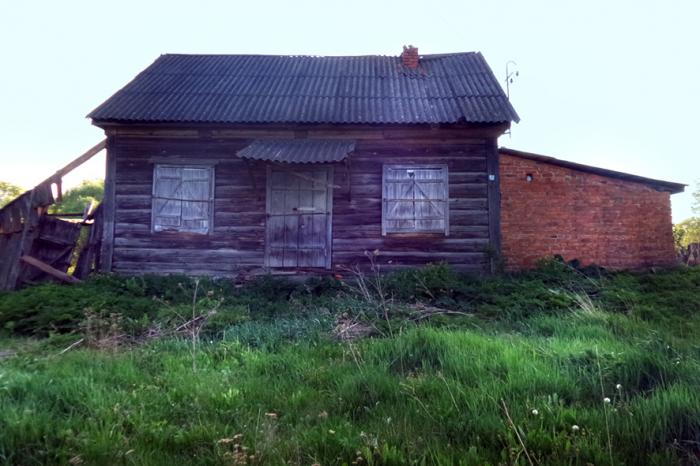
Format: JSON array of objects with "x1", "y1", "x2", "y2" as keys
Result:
[
  {"x1": 88, "y1": 47, "x2": 519, "y2": 276},
  {"x1": 0, "y1": 47, "x2": 684, "y2": 289}
]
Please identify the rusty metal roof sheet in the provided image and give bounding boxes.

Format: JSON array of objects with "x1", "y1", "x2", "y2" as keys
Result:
[
  {"x1": 88, "y1": 53, "x2": 519, "y2": 125},
  {"x1": 237, "y1": 139, "x2": 355, "y2": 164}
]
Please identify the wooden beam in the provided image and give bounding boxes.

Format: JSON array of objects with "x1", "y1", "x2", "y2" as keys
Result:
[
  {"x1": 243, "y1": 159, "x2": 259, "y2": 193},
  {"x1": 486, "y1": 139, "x2": 501, "y2": 273},
  {"x1": 97, "y1": 122, "x2": 511, "y2": 140},
  {"x1": 55, "y1": 178, "x2": 63, "y2": 202},
  {"x1": 100, "y1": 137, "x2": 116, "y2": 272},
  {"x1": 20, "y1": 255, "x2": 81, "y2": 284},
  {"x1": 270, "y1": 162, "x2": 341, "y2": 188},
  {"x1": 3, "y1": 191, "x2": 39, "y2": 290},
  {"x1": 43, "y1": 139, "x2": 107, "y2": 185},
  {"x1": 74, "y1": 204, "x2": 103, "y2": 279},
  {"x1": 0, "y1": 139, "x2": 105, "y2": 222},
  {"x1": 344, "y1": 158, "x2": 352, "y2": 201}
]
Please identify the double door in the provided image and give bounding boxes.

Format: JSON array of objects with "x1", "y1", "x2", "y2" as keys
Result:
[{"x1": 265, "y1": 167, "x2": 332, "y2": 268}]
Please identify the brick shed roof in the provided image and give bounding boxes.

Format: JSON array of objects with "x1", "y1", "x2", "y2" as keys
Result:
[
  {"x1": 500, "y1": 147, "x2": 685, "y2": 194},
  {"x1": 88, "y1": 52, "x2": 519, "y2": 125}
]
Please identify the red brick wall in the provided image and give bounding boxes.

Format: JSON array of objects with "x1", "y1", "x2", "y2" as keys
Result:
[{"x1": 500, "y1": 153, "x2": 677, "y2": 270}]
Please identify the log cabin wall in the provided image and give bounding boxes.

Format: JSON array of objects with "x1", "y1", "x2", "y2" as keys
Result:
[
  {"x1": 105, "y1": 124, "x2": 501, "y2": 276},
  {"x1": 110, "y1": 136, "x2": 265, "y2": 275},
  {"x1": 332, "y1": 140, "x2": 492, "y2": 273}
]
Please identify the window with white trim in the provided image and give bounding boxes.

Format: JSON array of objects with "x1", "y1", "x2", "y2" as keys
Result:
[
  {"x1": 382, "y1": 164, "x2": 449, "y2": 235},
  {"x1": 152, "y1": 164, "x2": 214, "y2": 234}
]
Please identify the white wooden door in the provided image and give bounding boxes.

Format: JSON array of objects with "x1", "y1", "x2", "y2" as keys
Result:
[{"x1": 266, "y1": 167, "x2": 332, "y2": 268}]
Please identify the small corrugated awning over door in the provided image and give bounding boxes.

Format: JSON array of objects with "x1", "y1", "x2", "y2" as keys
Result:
[{"x1": 236, "y1": 139, "x2": 355, "y2": 164}]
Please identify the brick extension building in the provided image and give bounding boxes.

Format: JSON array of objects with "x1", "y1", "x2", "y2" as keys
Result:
[{"x1": 499, "y1": 148, "x2": 685, "y2": 270}]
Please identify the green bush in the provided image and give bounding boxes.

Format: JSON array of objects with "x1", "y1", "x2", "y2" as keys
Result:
[
  {"x1": 0, "y1": 281, "x2": 156, "y2": 336},
  {"x1": 2, "y1": 265, "x2": 699, "y2": 342},
  {"x1": 0, "y1": 274, "x2": 336, "y2": 338},
  {"x1": 383, "y1": 262, "x2": 463, "y2": 301}
]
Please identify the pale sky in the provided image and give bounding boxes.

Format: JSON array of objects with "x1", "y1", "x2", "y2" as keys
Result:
[{"x1": 0, "y1": 0, "x2": 697, "y2": 220}]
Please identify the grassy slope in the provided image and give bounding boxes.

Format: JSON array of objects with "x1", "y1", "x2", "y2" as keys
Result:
[{"x1": 0, "y1": 265, "x2": 699, "y2": 465}]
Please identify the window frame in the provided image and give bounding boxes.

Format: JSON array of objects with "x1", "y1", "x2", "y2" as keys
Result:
[
  {"x1": 151, "y1": 163, "x2": 215, "y2": 235},
  {"x1": 381, "y1": 163, "x2": 450, "y2": 236}
]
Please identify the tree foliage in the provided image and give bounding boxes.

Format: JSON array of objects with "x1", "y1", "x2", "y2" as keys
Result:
[
  {"x1": 0, "y1": 181, "x2": 24, "y2": 208},
  {"x1": 50, "y1": 179, "x2": 104, "y2": 214},
  {"x1": 674, "y1": 217, "x2": 700, "y2": 249},
  {"x1": 674, "y1": 180, "x2": 700, "y2": 249}
]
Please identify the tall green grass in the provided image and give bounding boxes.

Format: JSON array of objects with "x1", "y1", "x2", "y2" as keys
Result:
[
  {"x1": 0, "y1": 264, "x2": 699, "y2": 465},
  {"x1": 2, "y1": 318, "x2": 699, "y2": 463}
]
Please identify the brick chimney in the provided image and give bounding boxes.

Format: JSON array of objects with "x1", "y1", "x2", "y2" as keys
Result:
[{"x1": 401, "y1": 45, "x2": 419, "y2": 68}]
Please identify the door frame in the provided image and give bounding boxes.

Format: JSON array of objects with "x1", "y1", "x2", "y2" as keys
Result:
[{"x1": 264, "y1": 164, "x2": 334, "y2": 269}]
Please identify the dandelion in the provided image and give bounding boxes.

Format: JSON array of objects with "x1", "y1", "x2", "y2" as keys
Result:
[
  {"x1": 328, "y1": 429, "x2": 336, "y2": 435},
  {"x1": 615, "y1": 384, "x2": 622, "y2": 390},
  {"x1": 531, "y1": 409, "x2": 539, "y2": 416},
  {"x1": 603, "y1": 397, "x2": 611, "y2": 404},
  {"x1": 572, "y1": 425, "x2": 580, "y2": 432}
]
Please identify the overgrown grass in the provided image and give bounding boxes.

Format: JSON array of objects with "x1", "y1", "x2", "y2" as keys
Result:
[{"x1": 0, "y1": 263, "x2": 699, "y2": 465}]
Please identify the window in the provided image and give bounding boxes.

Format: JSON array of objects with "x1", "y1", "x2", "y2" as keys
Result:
[
  {"x1": 152, "y1": 164, "x2": 214, "y2": 234},
  {"x1": 382, "y1": 164, "x2": 449, "y2": 235}
]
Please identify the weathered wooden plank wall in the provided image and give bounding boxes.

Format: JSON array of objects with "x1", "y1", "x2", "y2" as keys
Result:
[
  {"x1": 333, "y1": 141, "x2": 490, "y2": 273},
  {"x1": 106, "y1": 125, "x2": 497, "y2": 275},
  {"x1": 109, "y1": 136, "x2": 265, "y2": 275}
]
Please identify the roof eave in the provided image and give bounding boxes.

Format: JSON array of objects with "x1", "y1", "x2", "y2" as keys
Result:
[
  {"x1": 499, "y1": 147, "x2": 686, "y2": 194},
  {"x1": 91, "y1": 118, "x2": 513, "y2": 131}
]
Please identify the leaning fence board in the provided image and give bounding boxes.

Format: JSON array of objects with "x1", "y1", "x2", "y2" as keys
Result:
[
  {"x1": 74, "y1": 205, "x2": 104, "y2": 279},
  {"x1": 44, "y1": 140, "x2": 106, "y2": 184},
  {"x1": 20, "y1": 256, "x2": 81, "y2": 284}
]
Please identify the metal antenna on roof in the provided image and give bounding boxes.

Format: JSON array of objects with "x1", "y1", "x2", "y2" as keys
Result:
[{"x1": 505, "y1": 60, "x2": 519, "y2": 99}]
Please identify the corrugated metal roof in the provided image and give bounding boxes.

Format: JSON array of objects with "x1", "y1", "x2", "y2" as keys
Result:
[
  {"x1": 499, "y1": 148, "x2": 686, "y2": 194},
  {"x1": 237, "y1": 139, "x2": 355, "y2": 164},
  {"x1": 89, "y1": 53, "x2": 519, "y2": 125}
]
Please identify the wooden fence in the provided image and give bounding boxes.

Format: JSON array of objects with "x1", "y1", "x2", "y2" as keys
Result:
[{"x1": 0, "y1": 140, "x2": 106, "y2": 290}]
